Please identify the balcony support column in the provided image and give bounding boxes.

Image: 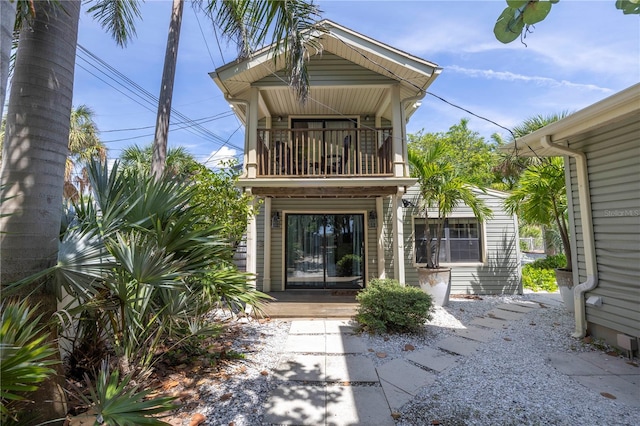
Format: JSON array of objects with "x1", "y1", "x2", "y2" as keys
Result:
[
  {"x1": 246, "y1": 191, "x2": 258, "y2": 287},
  {"x1": 376, "y1": 196, "x2": 386, "y2": 278},
  {"x1": 392, "y1": 190, "x2": 406, "y2": 284},
  {"x1": 391, "y1": 85, "x2": 404, "y2": 178},
  {"x1": 262, "y1": 197, "x2": 272, "y2": 292},
  {"x1": 247, "y1": 87, "x2": 260, "y2": 178}
]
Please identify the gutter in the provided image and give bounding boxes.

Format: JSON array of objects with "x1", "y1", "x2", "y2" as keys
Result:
[{"x1": 540, "y1": 136, "x2": 598, "y2": 338}]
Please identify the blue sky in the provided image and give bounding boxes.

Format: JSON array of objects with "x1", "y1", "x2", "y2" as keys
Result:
[{"x1": 73, "y1": 1, "x2": 640, "y2": 167}]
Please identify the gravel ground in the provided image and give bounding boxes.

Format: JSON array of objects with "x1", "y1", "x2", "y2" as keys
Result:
[{"x1": 171, "y1": 294, "x2": 640, "y2": 426}]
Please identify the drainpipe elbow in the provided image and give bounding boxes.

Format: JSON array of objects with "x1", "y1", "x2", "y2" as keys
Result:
[{"x1": 571, "y1": 275, "x2": 598, "y2": 338}]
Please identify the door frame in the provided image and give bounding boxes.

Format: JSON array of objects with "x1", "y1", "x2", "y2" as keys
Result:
[{"x1": 281, "y1": 209, "x2": 369, "y2": 290}]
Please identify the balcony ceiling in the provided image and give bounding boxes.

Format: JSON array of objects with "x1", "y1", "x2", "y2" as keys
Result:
[{"x1": 211, "y1": 20, "x2": 442, "y2": 122}]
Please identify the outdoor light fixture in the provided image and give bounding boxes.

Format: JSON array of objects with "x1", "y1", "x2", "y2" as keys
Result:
[
  {"x1": 402, "y1": 199, "x2": 414, "y2": 208},
  {"x1": 364, "y1": 115, "x2": 370, "y2": 121},
  {"x1": 277, "y1": 116, "x2": 283, "y2": 122},
  {"x1": 271, "y1": 211, "x2": 281, "y2": 228},
  {"x1": 368, "y1": 210, "x2": 377, "y2": 229}
]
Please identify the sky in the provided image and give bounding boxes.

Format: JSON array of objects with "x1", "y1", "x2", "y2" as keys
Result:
[{"x1": 72, "y1": 1, "x2": 640, "y2": 168}]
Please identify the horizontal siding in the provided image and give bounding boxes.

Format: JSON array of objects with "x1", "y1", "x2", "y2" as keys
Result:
[
  {"x1": 400, "y1": 186, "x2": 520, "y2": 295},
  {"x1": 568, "y1": 117, "x2": 640, "y2": 338}
]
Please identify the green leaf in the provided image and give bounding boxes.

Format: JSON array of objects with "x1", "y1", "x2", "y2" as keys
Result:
[
  {"x1": 523, "y1": 1, "x2": 553, "y2": 24},
  {"x1": 494, "y1": 7, "x2": 525, "y2": 44},
  {"x1": 616, "y1": 0, "x2": 640, "y2": 14}
]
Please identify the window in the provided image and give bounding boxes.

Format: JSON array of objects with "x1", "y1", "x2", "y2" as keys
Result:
[{"x1": 415, "y1": 218, "x2": 482, "y2": 264}]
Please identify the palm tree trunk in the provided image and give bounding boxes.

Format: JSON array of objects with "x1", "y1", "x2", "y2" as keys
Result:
[
  {"x1": 151, "y1": 0, "x2": 184, "y2": 179},
  {"x1": 0, "y1": 0, "x2": 16, "y2": 120},
  {"x1": 0, "y1": 1, "x2": 81, "y2": 422}
]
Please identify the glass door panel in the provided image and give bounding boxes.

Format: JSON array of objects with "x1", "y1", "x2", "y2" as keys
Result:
[{"x1": 285, "y1": 214, "x2": 364, "y2": 289}]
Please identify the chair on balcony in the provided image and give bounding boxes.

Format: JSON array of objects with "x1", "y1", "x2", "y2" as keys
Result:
[{"x1": 330, "y1": 135, "x2": 352, "y2": 174}]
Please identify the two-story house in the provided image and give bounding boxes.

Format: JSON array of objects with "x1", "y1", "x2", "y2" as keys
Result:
[{"x1": 211, "y1": 20, "x2": 520, "y2": 295}]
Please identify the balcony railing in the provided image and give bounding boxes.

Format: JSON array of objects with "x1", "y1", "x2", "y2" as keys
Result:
[{"x1": 257, "y1": 127, "x2": 393, "y2": 177}]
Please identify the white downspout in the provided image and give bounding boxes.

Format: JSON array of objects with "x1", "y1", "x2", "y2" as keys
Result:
[{"x1": 540, "y1": 136, "x2": 598, "y2": 338}]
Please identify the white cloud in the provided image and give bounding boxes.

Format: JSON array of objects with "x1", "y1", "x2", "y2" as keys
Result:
[
  {"x1": 200, "y1": 146, "x2": 238, "y2": 168},
  {"x1": 445, "y1": 65, "x2": 613, "y2": 93}
]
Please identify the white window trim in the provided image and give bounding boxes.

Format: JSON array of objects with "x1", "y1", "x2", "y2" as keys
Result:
[{"x1": 411, "y1": 216, "x2": 487, "y2": 268}]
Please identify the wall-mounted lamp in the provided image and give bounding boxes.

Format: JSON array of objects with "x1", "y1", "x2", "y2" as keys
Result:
[
  {"x1": 364, "y1": 115, "x2": 370, "y2": 121},
  {"x1": 277, "y1": 116, "x2": 283, "y2": 122},
  {"x1": 368, "y1": 210, "x2": 377, "y2": 229},
  {"x1": 402, "y1": 199, "x2": 415, "y2": 208},
  {"x1": 271, "y1": 211, "x2": 281, "y2": 228}
]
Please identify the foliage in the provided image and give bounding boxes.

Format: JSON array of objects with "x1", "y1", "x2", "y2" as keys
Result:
[
  {"x1": 0, "y1": 300, "x2": 58, "y2": 424},
  {"x1": 75, "y1": 361, "x2": 177, "y2": 425},
  {"x1": 189, "y1": 160, "x2": 257, "y2": 249},
  {"x1": 6, "y1": 159, "x2": 269, "y2": 380},
  {"x1": 408, "y1": 119, "x2": 498, "y2": 187},
  {"x1": 528, "y1": 254, "x2": 566, "y2": 270},
  {"x1": 408, "y1": 136, "x2": 493, "y2": 268},
  {"x1": 522, "y1": 264, "x2": 558, "y2": 292},
  {"x1": 493, "y1": 1, "x2": 639, "y2": 45},
  {"x1": 120, "y1": 144, "x2": 196, "y2": 180},
  {"x1": 355, "y1": 279, "x2": 433, "y2": 333},
  {"x1": 504, "y1": 157, "x2": 571, "y2": 271},
  {"x1": 336, "y1": 254, "x2": 362, "y2": 277}
]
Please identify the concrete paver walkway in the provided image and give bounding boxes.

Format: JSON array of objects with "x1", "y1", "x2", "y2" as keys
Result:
[{"x1": 263, "y1": 294, "x2": 640, "y2": 425}]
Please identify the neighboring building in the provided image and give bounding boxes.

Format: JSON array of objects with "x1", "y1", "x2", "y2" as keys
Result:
[
  {"x1": 211, "y1": 20, "x2": 519, "y2": 295},
  {"x1": 505, "y1": 84, "x2": 640, "y2": 352}
]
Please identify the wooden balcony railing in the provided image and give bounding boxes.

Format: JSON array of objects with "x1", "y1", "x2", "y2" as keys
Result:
[{"x1": 257, "y1": 127, "x2": 393, "y2": 177}]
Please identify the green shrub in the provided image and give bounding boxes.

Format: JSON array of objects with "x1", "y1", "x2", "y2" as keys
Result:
[
  {"x1": 522, "y1": 264, "x2": 558, "y2": 292},
  {"x1": 528, "y1": 254, "x2": 566, "y2": 270},
  {"x1": 355, "y1": 279, "x2": 433, "y2": 333}
]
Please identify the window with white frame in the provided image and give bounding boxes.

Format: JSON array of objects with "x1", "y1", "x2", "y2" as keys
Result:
[{"x1": 414, "y1": 218, "x2": 482, "y2": 264}]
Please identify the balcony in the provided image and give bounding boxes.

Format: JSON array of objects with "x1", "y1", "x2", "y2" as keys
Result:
[{"x1": 257, "y1": 127, "x2": 393, "y2": 178}]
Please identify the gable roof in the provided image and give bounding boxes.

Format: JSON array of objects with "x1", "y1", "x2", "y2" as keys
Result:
[
  {"x1": 210, "y1": 19, "x2": 442, "y2": 121},
  {"x1": 504, "y1": 83, "x2": 640, "y2": 157}
]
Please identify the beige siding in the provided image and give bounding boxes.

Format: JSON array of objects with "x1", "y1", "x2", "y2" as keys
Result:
[
  {"x1": 260, "y1": 198, "x2": 377, "y2": 291},
  {"x1": 398, "y1": 185, "x2": 521, "y2": 294},
  {"x1": 568, "y1": 117, "x2": 640, "y2": 338}
]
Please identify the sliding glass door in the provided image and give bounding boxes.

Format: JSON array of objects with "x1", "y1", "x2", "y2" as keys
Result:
[{"x1": 285, "y1": 214, "x2": 364, "y2": 289}]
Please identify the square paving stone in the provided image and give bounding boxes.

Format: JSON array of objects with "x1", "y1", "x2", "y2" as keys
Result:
[
  {"x1": 264, "y1": 385, "x2": 327, "y2": 425},
  {"x1": 572, "y1": 374, "x2": 640, "y2": 409},
  {"x1": 407, "y1": 347, "x2": 458, "y2": 372},
  {"x1": 576, "y1": 351, "x2": 640, "y2": 375},
  {"x1": 325, "y1": 355, "x2": 378, "y2": 382},
  {"x1": 454, "y1": 326, "x2": 495, "y2": 343},
  {"x1": 285, "y1": 334, "x2": 326, "y2": 353},
  {"x1": 326, "y1": 335, "x2": 367, "y2": 354},
  {"x1": 274, "y1": 354, "x2": 326, "y2": 381},
  {"x1": 487, "y1": 308, "x2": 524, "y2": 321},
  {"x1": 470, "y1": 316, "x2": 509, "y2": 329},
  {"x1": 289, "y1": 320, "x2": 326, "y2": 335},
  {"x1": 437, "y1": 336, "x2": 480, "y2": 356},
  {"x1": 495, "y1": 303, "x2": 535, "y2": 313},
  {"x1": 376, "y1": 358, "x2": 436, "y2": 395},
  {"x1": 326, "y1": 385, "x2": 395, "y2": 426},
  {"x1": 324, "y1": 320, "x2": 357, "y2": 334},
  {"x1": 380, "y1": 380, "x2": 414, "y2": 411},
  {"x1": 547, "y1": 352, "x2": 606, "y2": 376}
]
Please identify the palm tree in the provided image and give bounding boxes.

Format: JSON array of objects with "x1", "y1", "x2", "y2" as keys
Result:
[
  {"x1": 505, "y1": 157, "x2": 571, "y2": 271},
  {"x1": 0, "y1": 0, "x2": 16, "y2": 120},
  {"x1": 65, "y1": 105, "x2": 106, "y2": 200},
  {"x1": 408, "y1": 141, "x2": 492, "y2": 269},
  {"x1": 151, "y1": 0, "x2": 323, "y2": 177},
  {"x1": 121, "y1": 143, "x2": 196, "y2": 178},
  {"x1": 0, "y1": 2, "x2": 82, "y2": 421}
]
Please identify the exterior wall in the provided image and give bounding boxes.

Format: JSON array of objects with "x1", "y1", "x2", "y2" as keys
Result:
[
  {"x1": 258, "y1": 197, "x2": 378, "y2": 292},
  {"x1": 396, "y1": 185, "x2": 521, "y2": 294},
  {"x1": 568, "y1": 117, "x2": 640, "y2": 342}
]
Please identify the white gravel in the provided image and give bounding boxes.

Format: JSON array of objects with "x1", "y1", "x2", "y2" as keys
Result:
[{"x1": 180, "y1": 294, "x2": 640, "y2": 426}]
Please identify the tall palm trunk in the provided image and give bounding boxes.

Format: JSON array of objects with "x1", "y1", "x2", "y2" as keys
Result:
[
  {"x1": 151, "y1": 0, "x2": 184, "y2": 179},
  {"x1": 0, "y1": 0, "x2": 16, "y2": 119},
  {"x1": 0, "y1": 1, "x2": 81, "y2": 422}
]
